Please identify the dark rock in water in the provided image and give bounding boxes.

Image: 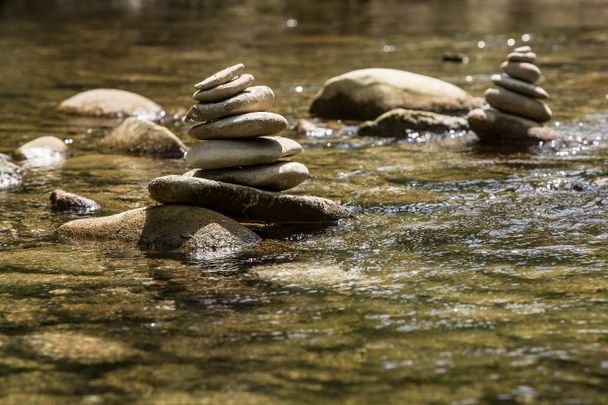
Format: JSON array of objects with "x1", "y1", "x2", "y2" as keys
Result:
[
  {"x1": 14, "y1": 136, "x2": 68, "y2": 165},
  {"x1": 358, "y1": 108, "x2": 468, "y2": 137},
  {"x1": 442, "y1": 52, "x2": 469, "y2": 63},
  {"x1": 467, "y1": 108, "x2": 559, "y2": 144},
  {"x1": 50, "y1": 189, "x2": 100, "y2": 213},
  {"x1": 148, "y1": 175, "x2": 350, "y2": 224},
  {"x1": 57, "y1": 88, "x2": 163, "y2": 118},
  {"x1": 309, "y1": 68, "x2": 475, "y2": 120},
  {"x1": 0, "y1": 158, "x2": 22, "y2": 191},
  {"x1": 101, "y1": 117, "x2": 187, "y2": 159},
  {"x1": 57, "y1": 205, "x2": 259, "y2": 253}
]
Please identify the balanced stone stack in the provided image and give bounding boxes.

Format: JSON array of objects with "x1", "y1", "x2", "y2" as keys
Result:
[
  {"x1": 468, "y1": 46, "x2": 559, "y2": 144},
  {"x1": 147, "y1": 64, "x2": 349, "y2": 224},
  {"x1": 184, "y1": 64, "x2": 309, "y2": 191}
]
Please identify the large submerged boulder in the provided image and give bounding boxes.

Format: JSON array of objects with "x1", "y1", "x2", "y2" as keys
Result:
[
  {"x1": 57, "y1": 205, "x2": 260, "y2": 253},
  {"x1": 148, "y1": 175, "x2": 350, "y2": 224},
  {"x1": 101, "y1": 117, "x2": 187, "y2": 159},
  {"x1": 309, "y1": 68, "x2": 476, "y2": 120},
  {"x1": 57, "y1": 88, "x2": 163, "y2": 118},
  {"x1": 358, "y1": 108, "x2": 469, "y2": 137},
  {"x1": 0, "y1": 158, "x2": 22, "y2": 191}
]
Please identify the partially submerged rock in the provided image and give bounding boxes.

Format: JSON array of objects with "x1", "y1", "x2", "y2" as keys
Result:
[
  {"x1": 358, "y1": 108, "x2": 468, "y2": 137},
  {"x1": 467, "y1": 108, "x2": 559, "y2": 144},
  {"x1": 148, "y1": 175, "x2": 350, "y2": 224},
  {"x1": 0, "y1": 158, "x2": 22, "y2": 191},
  {"x1": 50, "y1": 189, "x2": 100, "y2": 213},
  {"x1": 309, "y1": 68, "x2": 475, "y2": 120},
  {"x1": 14, "y1": 136, "x2": 68, "y2": 164},
  {"x1": 58, "y1": 88, "x2": 163, "y2": 118},
  {"x1": 101, "y1": 117, "x2": 187, "y2": 159},
  {"x1": 57, "y1": 205, "x2": 260, "y2": 252}
]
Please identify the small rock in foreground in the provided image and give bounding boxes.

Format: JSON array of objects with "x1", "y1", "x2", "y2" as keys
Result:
[
  {"x1": 101, "y1": 117, "x2": 187, "y2": 159},
  {"x1": 358, "y1": 108, "x2": 469, "y2": 137},
  {"x1": 50, "y1": 189, "x2": 100, "y2": 213},
  {"x1": 58, "y1": 88, "x2": 163, "y2": 118},
  {"x1": 57, "y1": 205, "x2": 260, "y2": 253},
  {"x1": 148, "y1": 175, "x2": 350, "y2": 224}
]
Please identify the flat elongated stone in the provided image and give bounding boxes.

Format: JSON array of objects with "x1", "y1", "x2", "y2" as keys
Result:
[
  {"x1": 485, "y1": 88, "x2": 552, "y2": 122},
  {"x1": 467, "y1": 107, "x2": 559, "y2": 144},
  {"x1": 188, "y1": 112, "x2": 288, "y2": 139},
  {"x1": 194, "y1": 64, "x2": 244, "y2": 90},
  {"x1": 193, "y1": 73, "x2": 254, "y2": 102},
  {"x1": 148, "y1": 175, "x2": 350, "y2": 223},
  {"x1": 185, "y1": 161, "x2": 309, "y2": 191},
  {"x1": 501, "y1": 61, "x2": 541, "y2": 83},
  {"x1": 491, "y1": 74, "x2": 549, "y2": 99},
  {"x1": 507, "y1": 52, "x2": 536, "y2": 63},
  {"x1": 514, "y1": 46, "x2": 532, "y2": 53},
  {"x1": 185, "y1": 136, "x2": 301, "y2": 169},
  {"x1": 50, "y1": 189, "x2": 100, "y2": 213},
  {"x1": 58, "y1": 88, "x2": 163, "y2": 118},
  {"x1": 187, "y1": 86, "x2": 274, "y2": 122}
]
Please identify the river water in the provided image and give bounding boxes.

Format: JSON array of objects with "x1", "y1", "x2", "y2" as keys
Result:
[{"x1": 1, "y1": 0, "x2": 607, "y2": 403}]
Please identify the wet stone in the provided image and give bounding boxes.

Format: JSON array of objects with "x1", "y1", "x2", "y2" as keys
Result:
[
  {"x1": 467, "y1": 107, "x2": 559, "y2": 144},
  {"x1": 193, "y1": 73, "x2": 254, "y2": 103},
  {"x1": 15, "y1": 136, "x2": 68, "y2": 162},
  {"x1": 188, "y1": 112, "x2": 288, "y2": 140},
  {"x1": 194, "y1": 63, "x2": 244, "y2": 90},
  {"x1": 187, "y1": 86, "x2": 274, "y2": 122},
  {"x1": 358, "y1": 108, "x2": 468, "y2": 137},
  {"x1": 50, "y1": 189, "x2": 100, "y2": 213},
  {"x1": 0, "y1": 158, "x2": 22, "y2": 191}
]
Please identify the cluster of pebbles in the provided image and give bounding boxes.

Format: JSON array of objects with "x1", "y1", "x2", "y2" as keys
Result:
[
  {"x1": 468, "y1": 46, "x2": 559, "y2": 144},
  {"x1": 183, "y1": 64, "x2": 309, "y2": 191}
]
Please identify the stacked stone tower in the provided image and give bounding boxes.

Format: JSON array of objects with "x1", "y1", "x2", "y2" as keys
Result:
[
  {"x1": 468, "y1": 46, "x2": 559, "y2": 144},
  {"x1": 184, "y1": 64, "x2": 309, "y2": 191}
]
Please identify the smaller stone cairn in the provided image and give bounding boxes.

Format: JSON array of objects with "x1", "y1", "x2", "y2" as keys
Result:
[{"x1": 468, "y1": 46, "x2": 559, "y2": 144}]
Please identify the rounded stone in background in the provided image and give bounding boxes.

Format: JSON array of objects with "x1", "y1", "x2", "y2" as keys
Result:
[
  {"x1": 185, "y1": 161, "x2": 309, "y2": 191},
  {"x1": 185, "y1": 136, "x2": 302, "y2": 170},
  {"x1": 186, "y1": 86, "x2": 274, "y2": 122},
  {"x1": 50, "y1": 189, "x2": 100, "y2": 213},
  {"x1": 193, "y1": 73, "x2": 254, "y2": 103},
  {"x1": 194, "y1": 63, "x2": 244, "y2": 90},
  {"x1": 491, "y1": 74, "x2": 549, "y2": 99},
  {"x1": 501, "y1": 61, "x2": 541, "y2": 83},
  {"x1": 57, "y1": 88, "x2": 163, "y2": 118},
  {"x1": 15, "y1": 136, "x2": 68, "y2": 161},
  {"x1": 188, "y1": 112, "x2": 288, "y2": 139},
  {"x1": 485, "y1": 88, "x2": 552, "y2": 122}
]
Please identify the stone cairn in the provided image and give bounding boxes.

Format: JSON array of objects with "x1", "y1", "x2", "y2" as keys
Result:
[
  {"x1": 468, "y1": 46, "x2": 559, "y2": 144},
  {"x1": 184, "y1": 63, "x2": 309, "y2": 191},
  {"x1": 147, "y1": 64, "x2": 349, "y2": 224}
]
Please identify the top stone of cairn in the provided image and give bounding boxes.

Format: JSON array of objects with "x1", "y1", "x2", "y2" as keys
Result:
[{"x1": 194, "y1": 63, "x2": 244, "y2": 91}]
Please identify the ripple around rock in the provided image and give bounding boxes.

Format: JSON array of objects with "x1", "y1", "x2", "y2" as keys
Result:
[
  {"x1": 467, "y1": 108, "x2": 559, "y2": 144},
  {"x1": 15, "y1": 136, "x2": 68, "y2": 163},
  {"x1": 57, "y1": 88, "x2": 163, "y2": 118},
  {"x1": 501, "y1": 61, "x2": 541, "y2": 83},
  {"x1": 358, "y1": 108, "x2": 468, "y2": 137},
  {"x1": 185, "y1": 136, "x2": 302, "y2": 170},
  {"x1": 309, "y1": 68, "x2": 476, "y2": 120},
  {"x1": 187, "y1": 86, "x2": 274, "y2": 122},
  {"x1": 0, "y1": 158, "x2": 22, "y2": 191},
  {"x1": 485, "y1": 88, "x2": 552, "y2": 122},
  {"x1": 185, "y1": 161, "x2": 309, "y2": 191},
  {"x1": 193, "y1": 73, "x2": 254, "y2": 103},
  {"x1": 50, "y1": 189, "x2": 100, "y2": 213},
  {"x1": 188, "y1": 112, "x2": 288, "y2": 139},
  {"x1": 148, "y1": 175, "x2": 350, "y2": 224},
  {"x1": 491, "y1": 74, "x2": 549, "y2": 99},
  {"x1": 101, "y1": 117, "x2": 187, "y2": 159},
  {"x1": 194, "y1": 63, "x2": 244, "y2": 90},
  {"x1": 57, "y1": 205, "x2": 260, "y2": 253}
]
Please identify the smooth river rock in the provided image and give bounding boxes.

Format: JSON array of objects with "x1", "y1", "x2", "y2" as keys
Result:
[
  {"x1": 188, "y1": 112, "x2": 288, "y2": 139},
  {"x1": 467, "y1": 108, "x2": 559, "y2": 144},
  {"x1": 15, "y1": 136, "x2": 68, "y2": 163},
  {"x1": 514, "y1": 46, "x2": 532, "y2": 53},
  {"x1": 485, "y1": 88, "x2": 552, "y2": 122},
  {"x1": 57, "y1": 205, "x2": 260, "y2": 253},
  {"x1": 507, "y1": 52, "x2": 536, "y2": 63},
  {"x1": 57, "y1": 88, "x2": 163, "y2": 118},
  {"x1": 50, "y1": 189, "x2": 100, "y2": 213},
  {"x1": 193, "y1": 73, "x2": 254, "y2": 102},
  {"x1": 185, "y1": 136, "x2": 302, "y2": 169},
  {"x1": 358, "y1": 108, "x2": 468, "y2": 137},
  {"x1": 309, "y1": 68, "x2": 476, "y2": 120},
  {"x1": 187, "y1": 86, "x2": 274, "y2": 122},
  {"x1": 491, "y1": 74, "x2": 549, "y2": 99},
  {"x1": 148, "y1": 175, "x2": 350, "y2": 224},
  {"x1": 0, "y1": 158, "x2": 22, "y2": 191},
  {"x1": 185, "y1": 161, "x2": 309, "y2": 191},
  {"x1": 101, "y1": 117, "x2": 187, "y2": 158},
  {"x1": 194, "y1": 64, "x2": 244, "y2": 90},
  {"x1": 501, "y1": 61, "x2": 541, "y2": 83}
]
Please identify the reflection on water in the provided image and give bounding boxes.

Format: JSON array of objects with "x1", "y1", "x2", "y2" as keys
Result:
[{"x1": 1, "y1": 0, "x2": 608, "y2": 403}]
